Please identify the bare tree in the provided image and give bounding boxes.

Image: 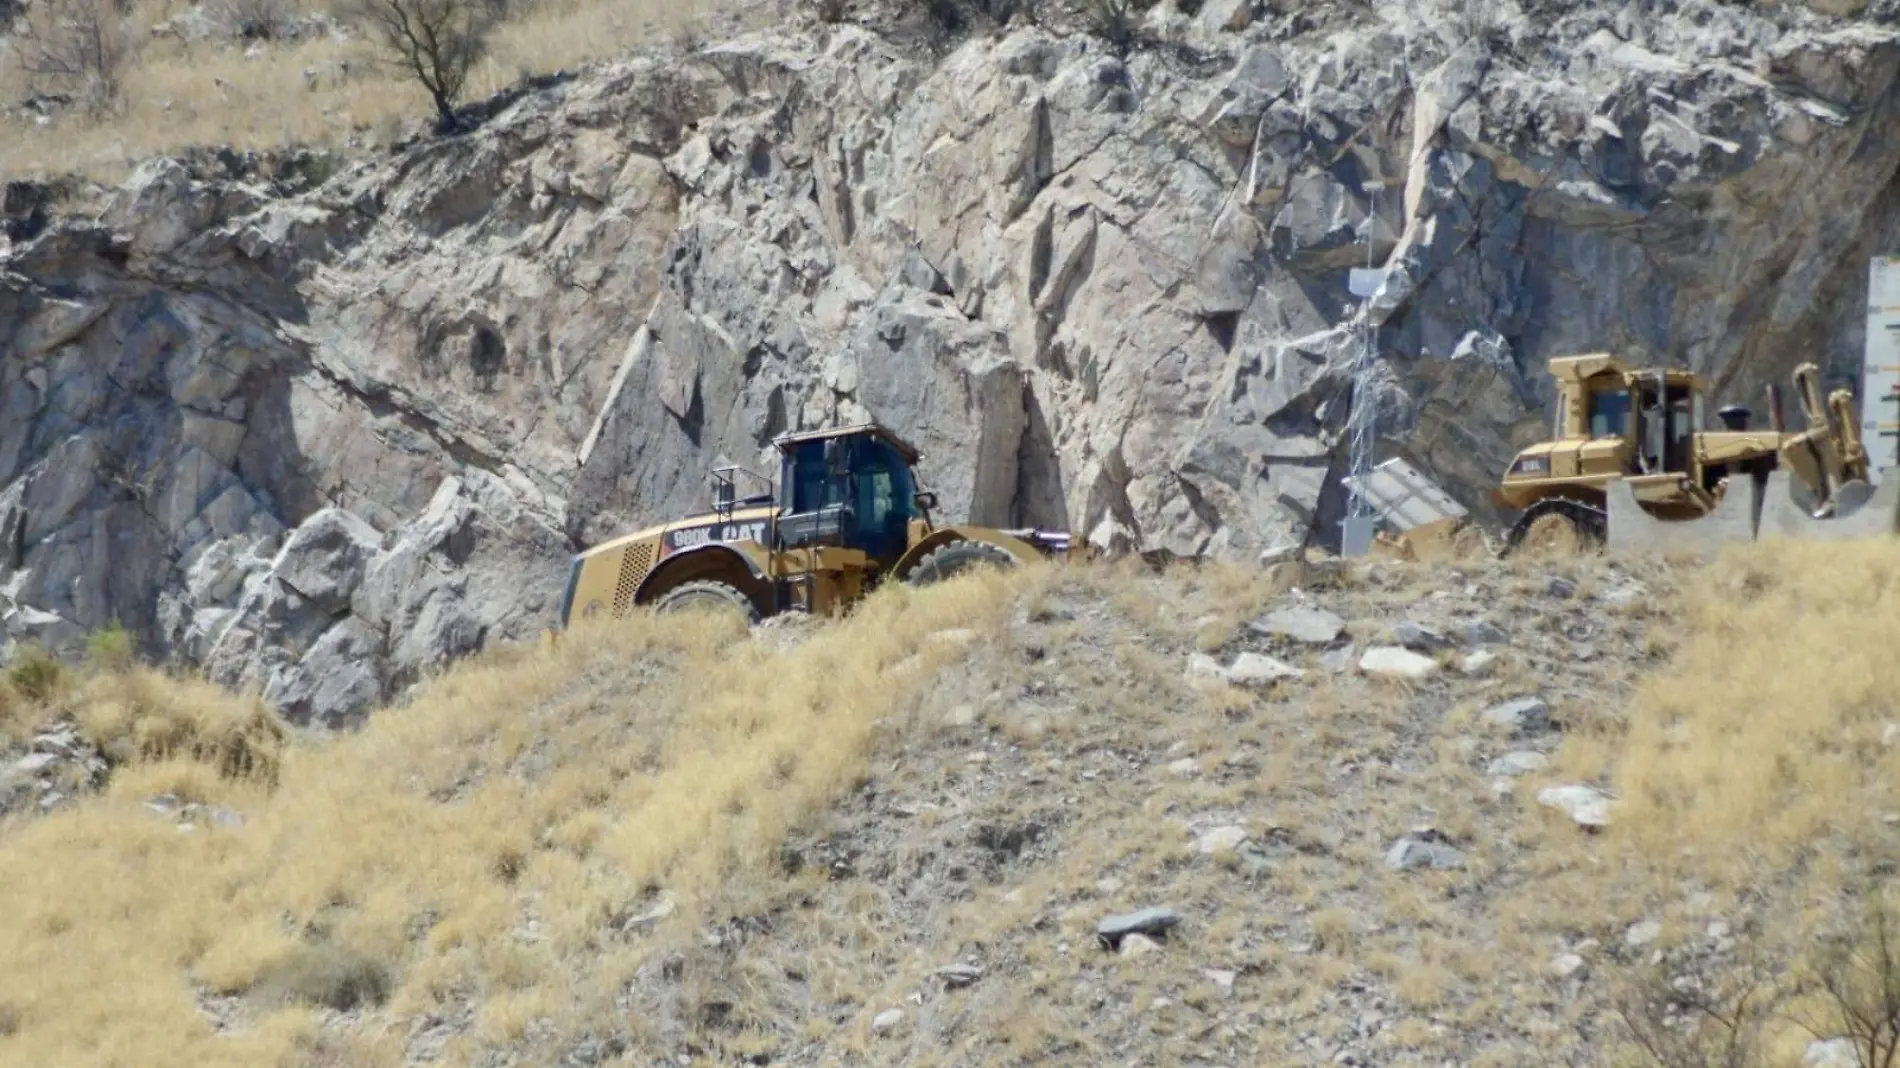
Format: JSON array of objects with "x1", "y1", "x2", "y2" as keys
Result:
[
  {"x1": 1609, "y1": 950, "x2": 1785, "y2": 1068},
  {"x1": 340, "y1": 0, "x2": 506, "y2": 132},
  {"x1": 14, "y1": 0, "x2": 136, "y2": 115},
  {"x1": 1800, "y1": 893, "x2": 1900, "y2": 1068},
  {"x1": 1075, "y1": 0, "x2": 1158, "y2": 50}
]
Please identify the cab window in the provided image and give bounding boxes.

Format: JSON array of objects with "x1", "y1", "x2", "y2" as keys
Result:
[
  {"x1": 787, "y1": 442, "x2": 841, "y2": 513},
  {"x1": 1589, "y1": 389, "x2": 1630, "y2": 438}
]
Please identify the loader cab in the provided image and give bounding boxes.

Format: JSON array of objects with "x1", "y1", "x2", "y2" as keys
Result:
[{"x1": 773, "y1": 425, "x2": 925, "y2": 568}]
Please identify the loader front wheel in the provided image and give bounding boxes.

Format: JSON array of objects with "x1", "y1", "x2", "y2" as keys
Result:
[
  {"x1": 653, "y1": 580, "x2": 761, "y2": 624},
  {"x1": 1503, "y1": 499, "x2": 1606, "y2": 559},
  {"x1": 905, "y1": 539, "x2": 1020, "y2": 587}
]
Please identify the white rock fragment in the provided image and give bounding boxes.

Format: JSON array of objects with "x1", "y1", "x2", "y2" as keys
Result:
[
  {"x1": 1224, "y1": 652, "x2": 1304, "y2": 687},
  {"x1": 871, "y1": 1009, "x2": 905, "y2": 1034},
  {"x1": 1624, "y1": 920, "x2": 1662, "y2": 948},
  {"x1": 1120, "y1": 933, "x2": 1162, "y2": 957},
  {"x1": 1195, "y1": 825, "x2": 1249, "y2": 855},
  {"x1": 1358, "y1": 646, "x2": 1440, "y2": 680},
  {"x1": 1538, "y1": 784, "x2": 1614, "y2": 829}
]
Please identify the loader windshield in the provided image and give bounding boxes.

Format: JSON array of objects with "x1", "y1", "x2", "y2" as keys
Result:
[
  {"x1": 851, "y1": 438, "x2": 916, "y2": 561},
  {"x1": 779, "y1": 433, "x2": 917, "y2": 562}
]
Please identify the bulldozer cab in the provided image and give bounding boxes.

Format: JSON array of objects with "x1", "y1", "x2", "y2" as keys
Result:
[{"x1": 1539, "y1": 355, "x2": 1704, "y2": 479}]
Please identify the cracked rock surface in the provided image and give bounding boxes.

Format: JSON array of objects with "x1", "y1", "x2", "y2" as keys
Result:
[{"x1": 2, "y1": 0, "x2": 1898, "y2": 723}]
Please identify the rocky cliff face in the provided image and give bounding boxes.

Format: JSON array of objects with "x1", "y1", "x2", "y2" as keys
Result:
[{"x1": 2, "y1": 0, "x2": 1897, "y2": 724}]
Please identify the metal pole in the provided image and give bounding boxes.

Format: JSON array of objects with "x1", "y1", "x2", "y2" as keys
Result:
[{"x1": 1340, "y1": 183, "x2": 1384, "y2": 558}]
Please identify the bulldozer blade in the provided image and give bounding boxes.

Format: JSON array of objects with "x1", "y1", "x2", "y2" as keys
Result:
[
  {"x1": 1605, "y1": 477, "x2": 1759, "y2": 558},
  {"x1": 1755, "y1": 470, "x2": 1900, "y2": 542}
]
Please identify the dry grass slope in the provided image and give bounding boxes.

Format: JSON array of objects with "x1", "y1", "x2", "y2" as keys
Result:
[
  {"x1": 0, "y1": 567, "x2": 1025, "y2": 1068},
  {"x1": 0, "y1": 0, "x2": 753, "y2": 182},
  {"x1": 3, "y1": 539, "x2": 1899, "y2": 1067}
]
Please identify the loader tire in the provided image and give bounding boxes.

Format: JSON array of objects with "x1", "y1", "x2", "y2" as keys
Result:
[
  {"x1": 653, "y1": 580, "x2": 761, "y2": 624},
  {"x1": 1502, "y1": 497, "x2": 1606, "y2": 559},
  {"x1": 905, "y1": 539, "x2": 1019, "y2": 587}
]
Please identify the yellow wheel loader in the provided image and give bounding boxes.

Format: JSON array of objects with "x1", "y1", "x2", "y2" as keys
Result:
[
  {"x1": 557, "y1": 423, "x2": 1082, "y2": 627},
  {"x1": 1491, "y1": 352, "x2": 1883, "y2": 555}
]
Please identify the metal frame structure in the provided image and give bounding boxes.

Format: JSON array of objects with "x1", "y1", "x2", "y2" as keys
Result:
[
  {"x1": 1866, "y1": 255, "x2": 1900, "y2": 485},
  {"x1": 1340, "y1": 182, "x2": 1386, "y2": 558}
]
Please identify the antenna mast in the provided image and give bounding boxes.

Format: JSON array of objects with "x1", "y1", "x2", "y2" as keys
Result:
[{"x1": 1341, "y1": 181, "x2": 1385, "y2": 557}]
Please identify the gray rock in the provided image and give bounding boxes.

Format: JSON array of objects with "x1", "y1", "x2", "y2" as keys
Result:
[
  {"x1": 1482, "y1": 696, "x2": 1551, "y2": 734},
  {"x1": 1198, "y1": 0, "x2": 1255, "y2": 33},
  {"x1": 10, "y1": 752, "x2": 59, "y2": 777},
  {"x1": 1393, "y1": 622, "x2": 1451, "y2": 652},
  {"x1": 269, "y1": 508, "x2": 384, "y2": 616},
  {"x1": 1384, "y1": 829, "x2": 1467, "y2": 871},
  {"x1": 1624, "y1": 920, "x2": 1662, "y2": 948},
  {"x1": 1098, "y1": 907, "x2": 1183, "y2": 944},
  {"x1": 1486, "y1": 751, "x2": 1549, "y2": 777},
  {"x1": 2, "y1": 0, "x2": 1897, "y2": 727},
  {"x1": 1550, "y1": 953, "x2": 1589, "y2": 980},
  {"x1": 1462, "y1": 620, "x2": 1508, "y2": 646},
  {"x1": 1545, "y1": 577, "x2": 1578, "y2": 599},
  {"x1": 1249, "y1": 606, "x2": 1345, "y2": 645},
  {"x1": 1459, "y1": 650, "x2": 1498, "y2": 677},
  {"x1": 31, "y1": 729, "x2": 80, "y2": 758},
  {"x1": 263, "y1": 618, "x2": 385, "y2": 729},
  {"x1": 935, "y1": 963, "x2": 983, "y2": 988},
  {"x1": 1203, "y1": 967, "x2": 1238, "y2": 995},
  {"x1": 1186, "y1": 653, "x2": 1227, "y2": 682}
]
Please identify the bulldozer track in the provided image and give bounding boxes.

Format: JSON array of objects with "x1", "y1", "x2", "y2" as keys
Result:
[{"x1": 1502, "y1": 495, "x2": 1607, "y2": 558}]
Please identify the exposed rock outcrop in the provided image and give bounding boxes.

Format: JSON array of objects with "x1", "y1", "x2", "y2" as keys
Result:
[{"x1": 3, "y1": 0, "x2": 1897, "y2": 723}]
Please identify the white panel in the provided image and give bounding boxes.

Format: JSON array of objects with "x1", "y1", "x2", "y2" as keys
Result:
[
  {"x1": 1867, "y1": 256, "x2": 1900, "y2": 483},
  {"x1": 1342, "y1": 457, "x2": 1469, "y2": 532},
  {"x1": 1348, "y1": 267, "x2": 1388, "y2": 298}
]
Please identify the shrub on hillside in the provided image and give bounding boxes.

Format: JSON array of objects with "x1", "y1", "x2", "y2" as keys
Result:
[
  {"x1": 11, "y1": 0, "x2": 137, "y2": 115},
  {"x1": 1076, "y1": 0, "x2": 1157, "y2": 47},
  {"x1": 5, "y1": 643, "x2": 67, "y2": 704}
]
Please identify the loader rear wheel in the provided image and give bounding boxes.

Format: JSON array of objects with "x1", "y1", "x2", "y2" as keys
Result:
[
  {"x1": 905, "y1": 539, "x2": 1019, "y2": 587},
  {"x1": 1503, "y1": 498, "x2": 1606, "y2": 559},
  {"x1": 653, "y1": 580, "x2": 761, "y2": 624}
]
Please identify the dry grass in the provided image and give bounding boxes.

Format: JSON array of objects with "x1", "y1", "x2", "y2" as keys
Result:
[
  {"x1": 0, "y1": 566, "x2": 1026, "y2": 1068},
  {"x1": 0, "y1": 0, "x2": 755, "y2": 183},
  {"x1": 1541, "y1": 539, "x2": 1900, "y2": 901},
  {"x1": 7, "y1": 536, "x2": 1892, "y2": 1066}
]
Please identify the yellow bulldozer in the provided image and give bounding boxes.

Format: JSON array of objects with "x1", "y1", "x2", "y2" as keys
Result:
[
  {"x1": 1490, "y1": 352, "x2": 1883, "y2": 555},
  {"x1": 558, "y1": 422, "x2": 1082, "y2": 626}
]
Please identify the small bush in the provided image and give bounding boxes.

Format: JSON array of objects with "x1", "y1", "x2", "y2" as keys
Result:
[
  {"x1": 1076, "y1": 0, "x2": 1157, "y2": 48},
  {"x1": 6, "y1": 645, "x2": 67, "y2": 704},
  {"x1": 251, "y1": 942, "x2": 394, "y2": 1011},
  {"x1": 80, "y1": 667, "x2": 286, "y2": 788},
  {"x1": 84, "y1": 624, "x2": 135, "y2": 674}
]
